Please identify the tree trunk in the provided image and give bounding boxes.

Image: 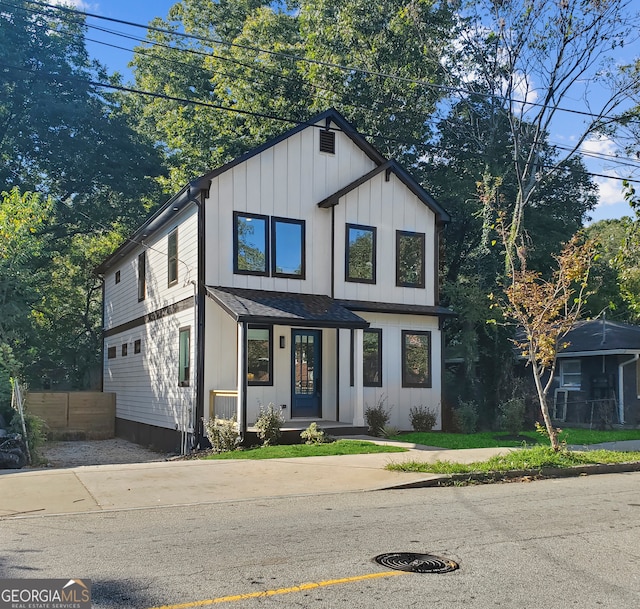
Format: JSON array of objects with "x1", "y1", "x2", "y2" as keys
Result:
[{"x1": 530, "y1": 356, "x2": 560, "y2": 451}]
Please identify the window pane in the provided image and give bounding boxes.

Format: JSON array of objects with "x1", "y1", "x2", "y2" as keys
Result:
[
  {"x1": 168, "y1": 230, "x2": 178, "y2": 285},
  {"x1": 397, "y1": 231, "x2": 425, "y2": 287},
  {"x1": 346, "y1": 224, "x2": 375, "y2": 282},
  {"x1": 248, "y1": 326, "x2": 271, "y2": 385},
  {"x1": 179, "y1": 328, "x2": 190, "y2": 386},
  {"x1": 235, "y1": 213, "x2": 267, "y2": 274},
  {"x1": 402, "y1": 331, "x2": 431, "y2": 387},
  {"x1": 138, "y1": 251, "x2": 146, "y2": 301},
  {"x1": 273, "y1": 219, "x2": 304, "y2": 278},
  {"x1": 363, "y1": 329, "x2": 382, "y2": 387}
]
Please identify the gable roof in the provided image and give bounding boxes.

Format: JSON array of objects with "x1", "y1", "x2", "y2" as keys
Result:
[
  {"x1": 317, "y1": 159, "x2": 451, "y2": 223},
  {"x1": 558, "y1": 319, "x2": 640, "y2": 357}
]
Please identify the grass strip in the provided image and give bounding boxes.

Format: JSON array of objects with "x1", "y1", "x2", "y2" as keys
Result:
[
  {"x1": 203, "y1": 439, "x2": 407, "y2": 460},
  {"x1": 386, "y1": 446, "x2": 640, "y2": 474}
]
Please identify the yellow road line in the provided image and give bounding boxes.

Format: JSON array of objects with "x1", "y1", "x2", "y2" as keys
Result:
[{"x1": 147, "y1": 571, "x2": 407, "y2": 609}]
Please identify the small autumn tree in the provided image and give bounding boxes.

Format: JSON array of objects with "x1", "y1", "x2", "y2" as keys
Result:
[{"x1": 498, "y1": 226, "x2": 596, "y2": 451}]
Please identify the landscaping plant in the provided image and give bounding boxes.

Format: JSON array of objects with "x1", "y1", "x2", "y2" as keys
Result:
[
  {"x1": 255, "y1": 403, "x2": 284, "y2": 446},
  {"x1": 364, "y1": 396, "x2": 391, "y2": 437},
  {"x1": 204, "y1": 417, "x2": 240, "y2": 453},
  {"x1": 300, "y1": 422, "x2": 329, "y2": 445},
  {"x1": 409, "y1": 405, "x2": 437, "y2": 432}
]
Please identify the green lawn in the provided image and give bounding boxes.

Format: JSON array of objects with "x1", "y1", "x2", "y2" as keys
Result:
[
  {"x1": 392, "y1": 428, "x2": 640, "y2": 450},
  {"x1": 202, "y1": 439, "x2": 408, "y2": 460},
  {"x1": 386, "y1": 445, "x2": 640, "y2": 475}
]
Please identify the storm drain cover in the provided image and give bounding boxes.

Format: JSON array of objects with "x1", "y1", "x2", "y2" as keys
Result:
[{"x1": 374, "y1": 552, "x2": 459, "y2": 574}]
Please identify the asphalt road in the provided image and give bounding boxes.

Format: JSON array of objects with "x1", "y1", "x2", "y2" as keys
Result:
[{"x1": 1, "y1": 472, "x2": 639, "y2": 608}]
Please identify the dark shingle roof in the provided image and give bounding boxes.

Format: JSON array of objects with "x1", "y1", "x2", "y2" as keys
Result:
[
  {"x1": 559, "y1": 320, "x2": 640, "y2": 355},
  {"x1": 206, "y1": 287, "x2": 370, "y2": 329}
]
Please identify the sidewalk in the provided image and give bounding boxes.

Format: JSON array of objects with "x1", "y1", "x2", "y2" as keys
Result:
[
  {"x1": 2, "y1": 439, "x2": 639, "y2": 519},
  {"x1": 0, "y1": 442, "x2": 512, "y2": 518}
]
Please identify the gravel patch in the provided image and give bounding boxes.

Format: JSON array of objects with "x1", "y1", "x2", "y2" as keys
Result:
[{"x1": 38, "y1": 438, "x2": 169, "y2": 468}]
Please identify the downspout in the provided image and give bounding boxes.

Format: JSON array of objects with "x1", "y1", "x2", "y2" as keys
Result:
[{"x1": 618, "y1": 354, "x2": 638, "y2": 425}]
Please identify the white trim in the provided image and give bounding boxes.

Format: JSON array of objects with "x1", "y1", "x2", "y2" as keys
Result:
[{"x1": 557, "y1": 349, "x2": 640, "y2": 358}]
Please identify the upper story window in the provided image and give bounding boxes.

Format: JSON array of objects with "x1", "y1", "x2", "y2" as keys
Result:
[
  {"x1": 401, "y1": 330, "x2": 431, "y2": 388},
  {"x1": 346, "y1": 224, "x2": 376, "y2": 284},
  {"x1": 115, "y1": 270, "x2": 120, "y2": 284},
  {"x1": 560, "y1": 359, "x2": 581, "y2": 390},
  {"x1": 396, "y1": 230, "x2": 425, "y2": 288},
  {"x1": 168, "y1": 229, "x2": 178, "y2": 286},
  {"x1": 272, "y1": 217, "x2": 305, "y2": 279},
  {"x1": 234, "y1": 212, "x2": 269, "y2": 276},
  {"x1": 137, "y1": 251, "x2": 146, "y2": 301},
  {"x1": 234, "y1": 212, "x2": 305, "y2": 279}
]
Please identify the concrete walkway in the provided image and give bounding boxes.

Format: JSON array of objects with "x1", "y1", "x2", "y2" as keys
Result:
[{"x1": 1, "y1": 438, "x2": 639, "y2": 519}]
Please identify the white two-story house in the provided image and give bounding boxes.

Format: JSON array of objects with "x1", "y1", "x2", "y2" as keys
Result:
[{"x1": 97, "y1": 109, "x2": 452, "y2": 452}]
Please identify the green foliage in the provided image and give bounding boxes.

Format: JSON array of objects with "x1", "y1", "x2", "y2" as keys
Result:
[
  {"x1": 381, "y1": 425, "x2": 400, "y2": 439},
  {"x1": 497, "y1": 397, "x2": 526, "y2": 436},
  {"x1": 364, "y1": 396, "x2": 391, "y2": 437},
  {"x1": 203, "y1": 440, "x2": 407, "y2": 460},
  {"x1": 453, "y1": 400, "x2": 479, "y2": 434},
  {"x1": 300, "y1": 422, "x2": 329, "y2": 445},
  {"x1": 9, "y1": 409, "x2": 47, "y2": 465},
  {"x1": 254, "y1": 403, "x2": 284, "y2": 446},
  {"x1": 409, "y1": 405, "x2": 437, "y2": 432},
  {"x1": 204, "y1": 417, "x2": 241, "y2": 453}
]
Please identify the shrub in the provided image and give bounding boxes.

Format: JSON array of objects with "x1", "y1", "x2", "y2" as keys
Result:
[
  {"x1": 300, "y1": 422, "x2": 330, "y2": 445},
  {"x1": 365, "y1": 396, "x2": 391, "y2": 437},
  {"x1": 381, "y1": 425, "x2": 399, "y2": 439},
  {"x1": 409, "y1": 405, "x2": 437, "y2": 432},
  {"x1": 255, "y1": 403, "x2": 284, "y2": 446},
  {"x1": 498, "y1": 397, "x2": 526, "y2": 436},
  {"x1": 204, "y1": 417, "x2": 240, "y2": 453},
  {"x1": 453, "y1": 400, "x2": 479, "y2": 434}
]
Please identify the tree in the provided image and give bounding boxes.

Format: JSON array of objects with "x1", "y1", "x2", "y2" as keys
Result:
[{"x1": 499, "y1": 231, "x2": 596, "y2": 451}]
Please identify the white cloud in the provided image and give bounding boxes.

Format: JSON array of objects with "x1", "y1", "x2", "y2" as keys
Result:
[
  {"x1": 48, "y1": 0, "x2": 92, "y2": 10},
  {"x1": 581, "y1": 134, "x2": 618, "y2": 159},
  {"x1": 595, "y1": 176, "x2": 625, "y2": 207}
]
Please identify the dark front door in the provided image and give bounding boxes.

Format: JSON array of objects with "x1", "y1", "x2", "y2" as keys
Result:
[{"x1": 291, "y1": 329, "x2": 321, "y2": 418}]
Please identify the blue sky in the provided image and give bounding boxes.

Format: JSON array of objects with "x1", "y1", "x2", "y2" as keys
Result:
[{"x1": 55, "y1": 1, "x2": 640, "y2": 223}]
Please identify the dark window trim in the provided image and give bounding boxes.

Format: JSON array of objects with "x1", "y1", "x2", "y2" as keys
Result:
[
  {"x1": 115, "y1": 270, "x2": 120, "y2": 284},
  {"x1": 345, "y1": 223, "x2": 377, "y2": 284},
  {"x1": 396, "y1": 230, "x2": 426, "y2": 288},
  {"x1": 168, "y1": 228, "x2": 178, "y2": 287},
  {"x1": 179, "y1": 326, "x2": 191, "y2": 387},
  {"x1": 363, "y1": 328, "x2": 382, "y2": 387},
  {"x1": 107, "y1": 346, "x2": 116, "y2": 360},
  {"x1": 401, "y1": 330, "x2": 432, "y2": 388},
  {"x1": 271, "y1": 216, "x2": 306, "y2": 280},
  {"x1": 138, "y1": 251, "x2": 146, "y2": 301},
  {"x1": 121, "y1": 343, "x2": 128, "y2": 357},
  {"x1": 134, "y1": 339, "x2": 141, "y2": 354},
  {"x1": 247, "y1": 324, "x2": 273, "y2": 386},
  {"x1": 233, "y1": 211, "x2": 270, "y2": 277}
]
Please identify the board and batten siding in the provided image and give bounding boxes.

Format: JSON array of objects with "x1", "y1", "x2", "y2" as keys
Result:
[
  {"x1": 338, "y1": 313, "x2": 442, "y2": 431},
  {"x1": 203, "y1": 121, "x2": 377, "y2": 292},
  {"x1": 332, "y1": 172, "x2": 437, "y2": 306},
  {"x1": 103, "y1": 204, "x2": 199, "y2": 331}
]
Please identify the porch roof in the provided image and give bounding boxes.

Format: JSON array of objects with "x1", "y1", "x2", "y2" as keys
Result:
[{"x1": 206, "y1": 287, "x2": 370, "y2": 329}]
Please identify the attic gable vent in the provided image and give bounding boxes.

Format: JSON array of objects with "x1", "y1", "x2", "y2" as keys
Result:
[{"x1": 319, "y1": 129, "x2": 336, "y2": 154}]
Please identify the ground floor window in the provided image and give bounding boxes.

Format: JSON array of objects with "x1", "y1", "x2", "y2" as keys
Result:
[
  {"x1": 363, "y1": 329, "x2": 382, "y2": 386},
  {"x1": 402, "y1": 330, "x2": 431, "y2": 388},
  {"x1": 248, "y1": 325, "x2": 272, "y2": 385},
  {"x1": 178, "y1": 327, "x2": 190, "y2": 387},
  {"x1": 559, "y1": 359, "x2": 581, "y2": 389}
]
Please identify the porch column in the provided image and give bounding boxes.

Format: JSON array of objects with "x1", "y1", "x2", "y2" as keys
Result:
[
  {"x1": 353, "y1": 327, "x2": 365, "y2": 426},
  {"x1": 236, "y1": 322, "x2": 246, "y2": 433}
]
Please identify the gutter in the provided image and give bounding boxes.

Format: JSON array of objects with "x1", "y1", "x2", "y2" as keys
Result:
[{"x1": 618, "y1": 354, "x2": 638, "y2": 425}]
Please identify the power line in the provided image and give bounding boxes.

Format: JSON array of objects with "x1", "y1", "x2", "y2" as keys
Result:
[{"x1": 16, "y1": 0, "x2": 640, "y2": 126}]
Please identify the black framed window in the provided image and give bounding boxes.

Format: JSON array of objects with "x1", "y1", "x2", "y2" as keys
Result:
[
  {"x1": 247, "y1": 325, "x2": 272, "y2": 385},
  {"x1": 234, "y1": 212, "x2": 269, "y2": 276},
  {"x1": 178, "y1": 327, "x2": 191, "y2": 387},
  {"x1": 121, "y1": 343, "x2": 128, "y2": 357},
  {"x1": 115, "y1": 270, "x2": 120, "y2": 284},
  {"x1": 363, "y1": 329, "x2": 382, "y2": 387},
  {"x1": 346, "y1": 224, "x2": 376, "y2": 283},
  {"x1": 272, "y1": 217, "x2": 305, "y2": 279},
  {"x1": 134, "y1": 339, "x2": 141, "y2": 354},
  {"x1": 137, "y1": 251, "x2": 146, "y2": 301},
  {"x1": 107, "y1": 346, "x2": 116, "y2": 359},
  {"x1": 168, "y1": 229, "x2": 178, "y2": 286},
  {"x1": 401, "y1": 330, "x2": 431, "y2": 388},
  {"x1": 396, "y1": 230, "x2": 425, "y2": 288}
]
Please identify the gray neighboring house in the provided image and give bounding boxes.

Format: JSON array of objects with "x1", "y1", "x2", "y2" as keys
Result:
[{"x1": 550, "y1": 319, "x2": 640, "y2": 427}]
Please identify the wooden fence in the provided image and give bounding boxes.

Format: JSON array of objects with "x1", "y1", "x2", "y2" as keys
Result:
[{"x1": 26, "y1": 392, "x2": 116, "y2": 438}]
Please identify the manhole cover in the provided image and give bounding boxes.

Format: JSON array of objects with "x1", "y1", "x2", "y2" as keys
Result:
[{"x1": 374, "y1": 552, "x2": 459, "y2": 574}]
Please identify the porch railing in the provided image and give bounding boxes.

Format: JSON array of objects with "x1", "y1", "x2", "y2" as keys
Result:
[{"x1": 209, "y1": 389, "x2": 238, "y2": 421}]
